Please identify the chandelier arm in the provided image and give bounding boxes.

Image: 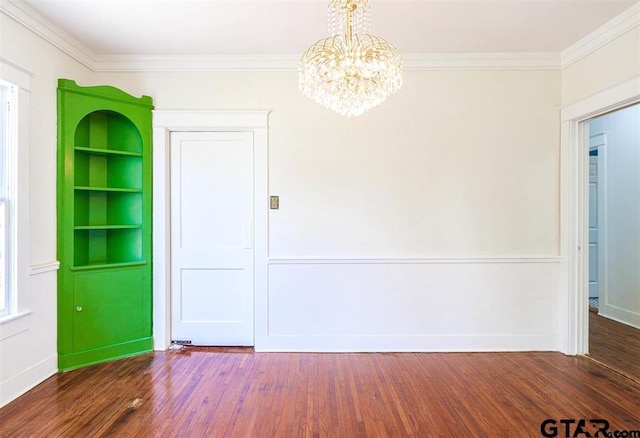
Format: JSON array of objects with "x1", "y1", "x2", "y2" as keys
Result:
[{"x1": 301, "y1": 36, "x2": 346, "y2": 64}]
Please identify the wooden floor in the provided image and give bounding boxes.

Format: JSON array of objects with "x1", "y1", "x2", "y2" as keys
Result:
[
  {"x1": 1, "y1": 349, "x2": 640, "y2": 437},
  {"x1": 589, "y1": 309, "x2": 640, "y2": 383}
]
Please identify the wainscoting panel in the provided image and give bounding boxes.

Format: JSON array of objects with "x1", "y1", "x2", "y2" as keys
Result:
[{"x1": 258, "y1": 258, "x2": 560, "y2": 352}]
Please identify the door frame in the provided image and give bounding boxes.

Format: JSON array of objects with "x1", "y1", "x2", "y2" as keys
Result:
[
  {"x1": 560, "y1": 76, "x2": 639, "y2": 355},
  {"x1": 152, "y1": 110, "x2": 269, "y2": 350}
]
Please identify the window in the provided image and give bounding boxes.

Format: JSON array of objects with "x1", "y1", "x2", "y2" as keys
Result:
[
  {"x1": 0, "y1": 59, "x2": 28, "y2": 325},
  {"x1": 0, "y1": 79, "x2": 16, "y2": 318}
]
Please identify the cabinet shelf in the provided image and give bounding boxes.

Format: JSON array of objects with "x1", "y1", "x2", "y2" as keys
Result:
[
  {"x1": 73, "y1": 228, "x2": 142, "y2": 267},
  {"x1": 74, "y1": 225, "x2": 141, "y2": 230},
  {"x1": 74, "y1": 189, "x2": 141, "y2": 228},
  {"x1": 74, "y1": 148, "x2": 142, "y2": 190},
  {"x1": 74, "y1": 186, "x2": 142, "y2": 193},
  {"x1": 74, "y1": 146, "x2": 142, "y2": 157},
  {"x1": 70, "y1": 261, "x2": 147, "y2": 271}
]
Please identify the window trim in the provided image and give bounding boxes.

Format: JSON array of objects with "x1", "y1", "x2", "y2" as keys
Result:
[
  {"x1": 0, "y1": 77, "x2": 17, "y2": 318},
  {"x1": 0, "y1": 60, "x2": 30, "y2": 324},
  {"x1": 0, "y1": 198, "x2": 8, "y2": 317}
]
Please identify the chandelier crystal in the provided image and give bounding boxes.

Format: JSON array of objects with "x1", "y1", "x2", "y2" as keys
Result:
[{"x1": 299, "y1": 0, "x2": 403, "y2": 117}]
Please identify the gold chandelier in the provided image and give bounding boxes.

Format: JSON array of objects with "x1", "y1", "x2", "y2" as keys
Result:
[{"x1": 299, "y1": 0, "x2": 403, "y2": 117}]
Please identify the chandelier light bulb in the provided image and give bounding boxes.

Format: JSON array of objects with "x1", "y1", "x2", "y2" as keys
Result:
[{"x1": 299, "y1": 0, "x2": 403, "y2": 117}]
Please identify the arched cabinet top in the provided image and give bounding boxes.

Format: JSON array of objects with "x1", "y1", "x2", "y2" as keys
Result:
[{"x1": 58, "y1": 78, "x2": 154, "y2": 109}]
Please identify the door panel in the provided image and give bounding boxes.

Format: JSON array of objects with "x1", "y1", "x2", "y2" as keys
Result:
[
  {"x1": 179, "y1": 268, "x2": 246, "y2": 322},
  {"x1": 170, "y1": 131, "x2": 254, "y2": 346},
  {"x1": 178, "y1": 141, "x2": 251, "y2": 249},
  {"x1": 74, "y1": 268, "x2": 144, "y2": 351}
]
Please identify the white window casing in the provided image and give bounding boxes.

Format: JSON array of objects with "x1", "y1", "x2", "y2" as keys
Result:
[{"x1": 0, "y1": 60, "x2": 30, "y2": 327}]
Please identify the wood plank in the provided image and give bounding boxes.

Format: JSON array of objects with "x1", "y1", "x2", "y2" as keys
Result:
[{"x1": 1, "y1": 349, "x2": 640, "y2": 437}]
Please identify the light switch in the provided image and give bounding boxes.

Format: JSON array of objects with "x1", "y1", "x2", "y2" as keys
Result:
[{"x1": 270, "y1": 195, "x2": 279, "y2": 209}]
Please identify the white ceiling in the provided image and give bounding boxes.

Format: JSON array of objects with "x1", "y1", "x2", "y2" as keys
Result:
[{"x1": 12, "y1": 0, "x2": 639, "y2": 57}]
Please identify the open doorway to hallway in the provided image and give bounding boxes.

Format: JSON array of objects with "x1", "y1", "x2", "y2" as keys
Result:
[{"x1": 587, "y1": 103, "x2": 640, "y2": 382}]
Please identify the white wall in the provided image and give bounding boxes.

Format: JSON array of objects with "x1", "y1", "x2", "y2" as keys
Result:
[
  {"x1": 0, "y1": 11, "x2": 93, "y2": 407},
  {"x1": 590, "y1": 104, "x2": 640, "y2": 328},
  {"x1": 99, "y1": 70, "x2": 561, "y2": 258},
  {"x1": 97, "y1": 69, "x2": 563, "y2": 352}
]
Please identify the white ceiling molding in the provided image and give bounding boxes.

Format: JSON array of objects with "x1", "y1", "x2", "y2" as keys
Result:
[
  {"x1": 1, "y1": 0, "x2": 96, "y2": 69},
  {"x1": 561, "y1": 1, "x2": 640, "y2": 68}
]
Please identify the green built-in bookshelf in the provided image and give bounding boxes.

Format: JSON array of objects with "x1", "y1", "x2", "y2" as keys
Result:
[{"x1": 57, "y1": 79, "x2": 153, "y2": 370}]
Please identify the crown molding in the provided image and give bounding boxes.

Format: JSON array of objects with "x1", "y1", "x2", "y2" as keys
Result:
[
  {"x1": 561, "y1": 1, "x2": 640, "y2": 68},
  {"x1": 1, "y1": 0, "x2": 96, "y2": 69}
]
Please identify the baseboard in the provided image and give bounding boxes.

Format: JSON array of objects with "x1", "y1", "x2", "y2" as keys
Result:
[
  {"x1": 255, "y1": 334, "x2": 560, "y2": 353},
  {"x1": 0, "y1": 354, "x2": 57, "y2": 408},
  {"x1": 58, "y1": 337, "x2": 154, "y2": 371},
  {"x1": 599, "y1": 305, "x2": 640, "y2": 330}
]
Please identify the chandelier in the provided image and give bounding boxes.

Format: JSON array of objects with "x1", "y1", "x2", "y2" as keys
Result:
[{"x1": 299, "y1": 0, "x2": 403, "y2": 117}]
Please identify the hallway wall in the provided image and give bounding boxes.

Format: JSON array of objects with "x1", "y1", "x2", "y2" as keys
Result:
[{"x1": 590, "y1": 104, "x2": 640, "y2": 328}]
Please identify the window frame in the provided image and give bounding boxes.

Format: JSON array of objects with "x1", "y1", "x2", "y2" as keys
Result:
[
  {"x1": 0, "y1": 199, "x2": 8, "y2": 317},
  {"x1": 0, "y1": 60, "x2": 30, "y2": 327},
  {"x1": 0, "y1": 79, "x2": 16, "y2": 318}
]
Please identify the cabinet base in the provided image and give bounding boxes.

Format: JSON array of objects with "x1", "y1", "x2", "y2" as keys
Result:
[{"x1": 58, "y1": 337, "x2": 153, "y2": 371}]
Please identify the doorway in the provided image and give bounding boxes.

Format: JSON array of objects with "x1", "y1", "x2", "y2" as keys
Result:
[
  {"x1": 586, "y1": 103, "x2": 640, "y2": 381},
  {"x1": 151, "y1": 110, "x2": 269, "y2": 351},
  {"x1": 560, "y1": 76, "x2": 639, "y2": 356}
]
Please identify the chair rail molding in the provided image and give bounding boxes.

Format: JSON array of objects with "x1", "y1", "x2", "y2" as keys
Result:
[{"x1": 29, "y1": 261, "x2": 60, "y2": 276}]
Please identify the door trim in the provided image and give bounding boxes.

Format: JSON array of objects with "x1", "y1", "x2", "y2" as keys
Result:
[
  {"x1": 152, "y1": 110, "x2": 269, "y2": 350},
  {"x1": 559, "y1": 76, "x2": 640, "y2": 355}
]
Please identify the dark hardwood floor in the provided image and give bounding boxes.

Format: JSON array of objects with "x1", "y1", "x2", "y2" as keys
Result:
[
  {"x1": 1, "y1": 349, "x2": 640, "y2": 437},
  {"x1": 589, "y1": 308, "x2": 640, "y2": 383}
]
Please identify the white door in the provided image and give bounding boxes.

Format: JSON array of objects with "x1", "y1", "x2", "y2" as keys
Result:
[{"x1": 170, "y1": 131, "x2": 254, "y2": 346}]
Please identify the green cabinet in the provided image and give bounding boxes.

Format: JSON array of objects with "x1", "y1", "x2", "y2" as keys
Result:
[{"x1": 57, "y1": 79, "x2": 153, "y2": 370}]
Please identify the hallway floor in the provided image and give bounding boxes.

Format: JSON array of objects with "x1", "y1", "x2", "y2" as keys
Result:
[{"x1": 589, "y1": 310, "x2": 640, "y2": 383}]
